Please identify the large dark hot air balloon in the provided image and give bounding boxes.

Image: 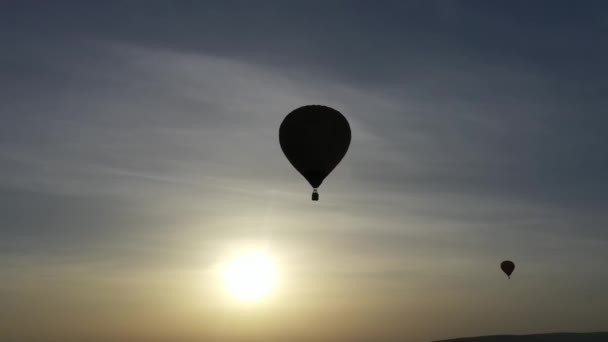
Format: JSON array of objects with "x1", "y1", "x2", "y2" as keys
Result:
[
  {"x1": 279, "y1": 105, "x2": 351, "y2": 201},
  {"x1": 501, "y1": 260, "x2": 515, "y2": 279}
]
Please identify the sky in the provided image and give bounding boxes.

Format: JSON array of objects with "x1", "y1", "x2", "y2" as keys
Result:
[{"x1": 1, "y1": 1, "x2": 608, "y2": 341}]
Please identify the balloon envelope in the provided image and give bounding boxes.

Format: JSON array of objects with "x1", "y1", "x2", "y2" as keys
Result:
[
  {"x1": 501, "y1": 260, "x2": 515, "y2": 278},
  {"x1": 279, "y1": 105, "x2": 351, "y2": 199}
]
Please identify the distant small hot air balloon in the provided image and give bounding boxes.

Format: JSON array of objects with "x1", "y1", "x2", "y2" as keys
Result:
[
  {"x1": 279, "y1": 105, "x2": 351, "y2": 201},
  {"x1": 501, "y1": 260, "x2": 515, "y2": 279}
]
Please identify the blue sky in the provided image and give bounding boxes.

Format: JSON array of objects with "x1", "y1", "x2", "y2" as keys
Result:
[{"x1": 1, "y1": 2, "x2": 608, "y2": 341}]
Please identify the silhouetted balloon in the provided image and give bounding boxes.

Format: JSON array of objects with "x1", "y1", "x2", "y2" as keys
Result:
[
  {"x1": 501, "y1": 260, "x2": 515, "y2": 279},
  {"x1": 279, "y1": 105, "x2": 351, "y2": 201}
]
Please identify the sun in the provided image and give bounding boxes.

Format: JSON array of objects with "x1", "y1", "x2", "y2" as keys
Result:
[{"x1": 222, "y1": 251, "x2": 277, "y2": 302}]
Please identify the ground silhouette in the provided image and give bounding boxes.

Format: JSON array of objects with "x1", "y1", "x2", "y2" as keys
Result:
[{"x1": 435, "y1": 332, "x2": 608, "y2": 342}]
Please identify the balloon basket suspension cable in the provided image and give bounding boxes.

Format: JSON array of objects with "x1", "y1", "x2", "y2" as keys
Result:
[{"x1": 312, "y1": 188, "x2": 319, "y2": 201}]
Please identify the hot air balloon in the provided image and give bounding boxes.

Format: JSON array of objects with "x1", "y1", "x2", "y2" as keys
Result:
[
  {"x1": 501, "y1": 260, "x2": 515, "y2": 279},
  {"x1": 279, "y1": 105, "x2": 351, "y2": 201}
]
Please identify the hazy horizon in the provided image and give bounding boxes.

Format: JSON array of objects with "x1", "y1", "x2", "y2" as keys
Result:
[{"x1": 2, "y1": 1, "x2": 608, "y2": 341}]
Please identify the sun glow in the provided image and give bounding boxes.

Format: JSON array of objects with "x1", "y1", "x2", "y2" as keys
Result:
[{"x1": 222, "y1": 251, "x2": 277, "y2": 302}]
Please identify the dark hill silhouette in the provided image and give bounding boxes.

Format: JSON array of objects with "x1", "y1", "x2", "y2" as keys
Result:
[{"x1": 435, "y1": 332, "x2": 608, "y2": 342}]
